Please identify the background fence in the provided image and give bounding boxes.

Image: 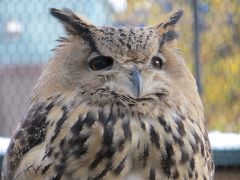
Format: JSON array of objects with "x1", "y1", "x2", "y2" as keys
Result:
[{"x1": 0, "y1": 0, "x2": 239, "y2": 137}]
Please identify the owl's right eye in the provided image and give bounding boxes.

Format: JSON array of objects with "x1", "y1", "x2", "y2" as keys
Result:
[
  {"x1": 151, "y1": 56, "x2": 163, "y2": 69},
  {"x1": 88, "y1": 56, "x2": 113, "y2": 71}
]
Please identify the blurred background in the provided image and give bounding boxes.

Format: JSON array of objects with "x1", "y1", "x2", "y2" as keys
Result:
[{"x1": 0, "y1": 0, "x2": 240, "y2": 178}]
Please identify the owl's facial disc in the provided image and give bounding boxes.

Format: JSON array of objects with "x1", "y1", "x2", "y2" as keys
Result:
[{"x1": 49, "y1": 8, "x2": 184, "y2": 101}]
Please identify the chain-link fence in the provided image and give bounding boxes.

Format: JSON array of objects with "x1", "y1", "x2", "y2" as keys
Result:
[
  {"x1": 0, "y1": 0, "x2": 239, "y2": 137},
  {"x1": 0, "y1": 0, "x2": 113, "y2": 136}
]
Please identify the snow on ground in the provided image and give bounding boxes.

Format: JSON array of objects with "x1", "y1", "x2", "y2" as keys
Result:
[
  {"x1": 209, "y1": 131, "x2": 240, "y2": 150},
  {"x1": 0, "y1": 137, "x2": 10, "y2": 155},
  {"x1": 1, "y1": 131, "x2": 240, "y2": 155}
]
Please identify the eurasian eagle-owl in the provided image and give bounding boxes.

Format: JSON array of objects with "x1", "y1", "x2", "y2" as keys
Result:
[{"x1": 2, "y1": 8, "x2": 214, "y2": 180}]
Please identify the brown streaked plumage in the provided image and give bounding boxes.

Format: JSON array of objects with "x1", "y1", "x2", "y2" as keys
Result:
[{"x1": 1, "y1": 8, "x2": 214, "y2": 180}]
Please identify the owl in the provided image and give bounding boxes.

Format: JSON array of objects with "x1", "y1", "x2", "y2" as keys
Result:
[{"x1": 2, "y1": 8, "x2": 214, "y2": 180}]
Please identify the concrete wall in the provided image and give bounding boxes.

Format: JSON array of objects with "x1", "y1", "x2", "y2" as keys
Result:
[{"x1": 215, "y1": 167, "x2": 240, "y2": 180}]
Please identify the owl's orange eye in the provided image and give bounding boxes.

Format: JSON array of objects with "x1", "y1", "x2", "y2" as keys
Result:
[
  {"x1": 89, "y1": 56, "x2": 113, "y2": 71},
  {"x1": 151, "y1": 56, "x2": 163, "y2": 69}
]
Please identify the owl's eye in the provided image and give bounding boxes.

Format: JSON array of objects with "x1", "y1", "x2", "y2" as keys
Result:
[
  {"x1": 151, "y1": 56, "x2": 163, "y2": 69},
  {"x1": 88, "y1": 56, "x2": 113, "y2": 71}
]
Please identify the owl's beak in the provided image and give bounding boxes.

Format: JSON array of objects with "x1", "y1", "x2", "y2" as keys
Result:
[{"x1": 129, "y1": 67, "x2": 143, "y2": 98}]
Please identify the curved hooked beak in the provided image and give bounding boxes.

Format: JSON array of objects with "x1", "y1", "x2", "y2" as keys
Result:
[{"x1": 129, "y1": 67, "x2": 143, "y2": 98}]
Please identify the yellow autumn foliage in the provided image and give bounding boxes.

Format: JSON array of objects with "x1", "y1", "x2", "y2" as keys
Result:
[{"x1": 203, "y1": 53, "x2": 240, "y2": 131}]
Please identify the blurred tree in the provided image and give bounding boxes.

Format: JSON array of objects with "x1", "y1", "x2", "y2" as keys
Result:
[{"x1": 201, "y1": 0, "x2": 240, "y2": 132}]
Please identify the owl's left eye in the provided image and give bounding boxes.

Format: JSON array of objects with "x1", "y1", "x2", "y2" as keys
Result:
[
  {"x1": 151, "y1": 56, "x2": 163, "y2": 69},
  {"x1": 88, "y1": 56, "x2": 113, "y2": 71}
]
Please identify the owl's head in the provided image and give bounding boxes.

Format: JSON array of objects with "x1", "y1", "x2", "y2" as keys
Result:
[{"x1": 33, "y1": 8, "x2": 200, "y2": 112}]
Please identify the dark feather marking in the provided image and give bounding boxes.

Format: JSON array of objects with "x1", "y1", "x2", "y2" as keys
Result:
[
  {"x1": 161, "y1": 142, "x2": 175, "y2": 177},
  {"x1": 114, "y1": 156, "x2": 127, "y2": 175},
  {"x1": 60, "y1": 138, "x2": 66, "y2": 148},
  {"x1": 50, "y1": 121, "x2": 54, "y2": 126},
  {"x1": 71, "y1": 116, "x2": 83, "y2": 134},
  {"x1": 50, "y1": 106, "x2": 68, "y2": 142},
  {"x1": 90, "y1": 106, "x2": 117, "y2": 171},
  {"x1": 158, "y1": 116, "x2": 172, "y2": 133},
  {"x1": 149, "y1": 168, "x2": 156, "y2": 180},
  {"x1": 150, "y1": 125, "x2": 160, "y2": 149},
  {"x1": 177, "y1": 109, "x2": 186, "y2": 121},
  {"x1": 98, "y1": 110, "x2": 108, "y2": 125},
  {"x1": 141, "y1": 145, "x2": 150, "y2": 168},
  {"x1": 68, "y1": 133, "x2": 90, "y2": 157},
  {"x1": 172, "y1": 170, "x2": 179, "y2": 178},
  {"x1": 45, "y1": 101, "x2": 55, "y2": 111},
  {"x1": 90, "y1": 147, "x2": 115, "y2": 170},
  {"x1": 163, "y1": 30, "x2": 180, "y2": 41},
  {"x1": 119, "y1": 38, "x2": 125, "y2": 45},
  {"x1": 122, "y1": 119, "x2": 132, "y2": 141},
  {"x1": 155, "y1": 92, "x2": 167, "y2": 99},
  {"x1": 120, "y1": 32, "x2": 127, "y2": 37},
  {"x1": 189, "y1": 170, "x2": 193, "y2": 178},
  {"x1": 160, "y1": 30, "x2": 180, "y2": 48},
  {"x1": 196, "y1": 172, "x2": 199, "y2": 179},
  {"x1": 93, "y1": 163, "x2": 111, "y2": 180},
  {"x1": 83, "y1": 112, "x2": 96, "y2": 127},
  {"x1": 105, "y1": 146, "x2": 116, "y2": 159},
  {"x1": 175, "y1": 119, "x2": 186, "y2": 136},
  {"x1": 192, "y1": 133, "x2": 205, "y2": 157},
  {"x1": 74, "y1": 144, "x2": 88, "y2": 157},
  {"x1": 190, "y1": 140, "x2": 199, "y2": 154},
  {"x1": 118, "y1": 138, "x2": 125, "y2": 152},
  {"x1": 139, "y1": 117, "x2": 146, "y2": 131},
  {"x1": 103, "y1": 107, "x2": 117, "y2": 146},
  {"x1": 109, "y1": 27, "x2": 115, "y2": 32},
  {"x1": 41, "y1": 164, "x2": 51, "y2": 174},
  {"x1": 200, "y1": 140, "x2": 205, "y2": 157},
  {"x1": 103, "y1": 125, "x2": 114, "y2": 146},
  {"x1": 53, "y1": 163, "x2": 65, "y2": 180},
  {"x1": 190, "y1": 158, "x2": 195, "y2": 170},
  {"x1": 143, "y1": 31, "x2": 153, "y2": 49},
  {"x1": 8, "y1": 102, "x2": 54, "y2": 172},
  {"x1": 42, "y1": 146, "x2": 54, "y2": 161},
  {"x1": 193, "y1": 133, "x2": 200, "y2": 143},
  {"x1": 54, "y1": 152, "x2": 59, "y2": 159},
  {"x1": 90, "y1": 149, "x2": 104, "y2": 170},
  {"x1": 173, "y1": 135, "x2": 184, "y2": 147},
  {"x1": 118, "y1": 109, "x2": 125, "y2": 119},
  {"x1": 181, "y1": 150, "x2": 189, "y2": 164},
  {"x1": 56, "y1": 36, "x2": 69, "y2": 42},
  {"x1": 193, "y1": 133, "x2": 205, "y2": 157},
  {"x1": 126, "y1": 28, "x2": 134, "y2": 50}
]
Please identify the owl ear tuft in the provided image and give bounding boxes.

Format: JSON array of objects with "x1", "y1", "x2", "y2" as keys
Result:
[
  {"x1": 158, "y1": 10, "x2": 183, "y2": 29},
  {"x1": 50, "y1": 8, "x2": 98, "y2": 51},
  {"x1": 157, "y1": 10, "x2": 183, "y2": 31},
  {"x1": 156, "y1": 10, "x2": 183, "y2": 45},
  {"x1": 50, "y1": 8, "x2": 95, "y2": 36}
]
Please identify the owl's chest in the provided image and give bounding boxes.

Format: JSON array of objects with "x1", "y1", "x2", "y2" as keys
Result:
[
  {"x1": 43, "y1": 103, "x2": 205, "y2": 179},
  {"x1": 65, "y1": 114, "x2": 173, "y2": 179}
]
